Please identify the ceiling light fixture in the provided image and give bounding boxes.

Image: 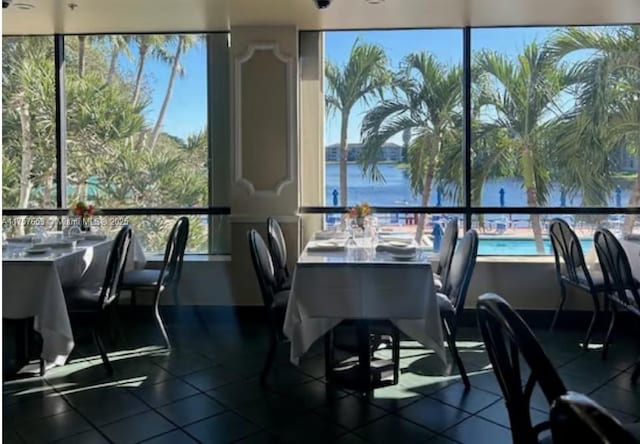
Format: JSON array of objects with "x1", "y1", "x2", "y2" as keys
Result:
[{"x1": 14, "y1": 2, "x2": 34, "y2": 9}]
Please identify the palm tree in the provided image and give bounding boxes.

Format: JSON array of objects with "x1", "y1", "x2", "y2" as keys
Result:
[
  {"x1": 325, "y1": 39, "x2": 390, "y2": 206},
  {"x1": 476, "y1": 43, "x2": 574, "y2": 252},
  {"x1": 131, "y1": 35, "x2": 170, "y2": 106},
  {"x1": 105, "y1": 35, "x2": 133, "y2": 85},
  {"x1": 360, "y1": 53, "x2": 462, "y2": 242},
  {"x1": 78, "y1": 35, "x2": 87, "y2": 77},
  {"x1": 148, "y1": 35, "x2": 200, "y2": 149},
  {"x1": 550, "y1": 26, "x2": 640, "y2": 233}
]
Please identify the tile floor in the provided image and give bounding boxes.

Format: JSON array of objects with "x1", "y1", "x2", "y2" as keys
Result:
[{"x1": 3, "y1": 310, "x2": 639, "y2": 444}]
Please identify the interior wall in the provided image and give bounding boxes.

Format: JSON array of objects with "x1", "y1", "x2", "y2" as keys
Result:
[{"x1": 228, "y1": 26, "x2": 301, "y2": 305}]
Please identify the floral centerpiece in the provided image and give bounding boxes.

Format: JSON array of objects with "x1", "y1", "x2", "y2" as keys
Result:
[
  {"x1": 348, "y1": 202, "x2": 371, "y2": 229},
  {"x1": 71, "y1": 201, "x2": 97, "y2": 231}
]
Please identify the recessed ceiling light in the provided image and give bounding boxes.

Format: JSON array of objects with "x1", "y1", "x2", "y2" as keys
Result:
[
  {"x1": 365, "y1": 0, "x2": 385, "y2": 4},
  {"x1": 14, "y1": 2, "x2": 34, "y2": 9}
]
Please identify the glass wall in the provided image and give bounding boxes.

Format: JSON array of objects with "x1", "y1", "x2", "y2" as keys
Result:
[
  {"x1": 2, "y1": 34, "x2": 227, "y2": 254},
  {"x1": 2, "y1": 37, "x2": 57, "y2": 209},
  {"x1": 315, "y1": 25, "x2": 640, "y2": 255}
]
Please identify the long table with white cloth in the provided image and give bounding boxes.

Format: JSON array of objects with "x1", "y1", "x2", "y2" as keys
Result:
[
  {"x1": 283, "y1": 236, "x2": 446, "y2": 382},
  {"x1": 2, "y1": 235, "x2": 145, "y2": 367}
]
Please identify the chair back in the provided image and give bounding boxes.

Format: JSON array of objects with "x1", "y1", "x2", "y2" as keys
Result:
[
  {"x1": 443, "y1": 229, "x2": 478, "y2": 314},
  {"x1": 549, "y1": 218, "x2": 592, "y2": 287},
  {"x1": 477, "y1": 293, "x2": 567, "y2": 444},
  {"x1": 248, "y1": 229, "x2": 277, "y2": 309},
  {"x1": 99, "y1": 225, "x2": 133, "y2": 309},
  {"x1": 267, "y1": 217, "x2": 289, "y2": 287},
  {"x1": 551, "y1": 392, "x2": 637, "y2": 444},
  {"x1": 594, "y1": 228, "x2": 640, "y2": 310},
  {"x1": 159, "y1": 217, "x2": 189, "y2": 290},
  {"x1": 437, "y1": 219, "x2": 459, "y2": 282}
]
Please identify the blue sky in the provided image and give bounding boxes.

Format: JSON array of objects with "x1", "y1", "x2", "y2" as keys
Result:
[{"x1": 138, "y1": 26, "x2": 594, "y2": 142}]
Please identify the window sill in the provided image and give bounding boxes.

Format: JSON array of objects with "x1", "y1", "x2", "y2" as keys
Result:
[
  {"x1": 145, "y1": 254, "x2": 231, "y2": 264},
  {"x1": 477, "y1": 255, "x2": 555, "y2": 264}
]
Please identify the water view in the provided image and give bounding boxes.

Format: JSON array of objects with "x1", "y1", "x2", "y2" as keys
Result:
[{"x1": 325, "y1": 164, "x2": 631, "y2": 208}]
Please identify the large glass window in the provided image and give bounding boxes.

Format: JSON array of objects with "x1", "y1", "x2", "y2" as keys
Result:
[
  {"x1": 2, "y1": 37, "x2": 56, "y2": 209},
  {"x1": 313, "y1": 25, "x2": 640, "y2": 255},
  {"x1": 2, "y1": 34, "x2": 227, "y2": 254}
]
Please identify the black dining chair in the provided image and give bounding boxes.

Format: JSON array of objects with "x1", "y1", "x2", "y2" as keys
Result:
[
  {"x1": 551, "y1": 392, "x2": 640, "y2": 444},
  {"x1": 549, "y1": 218, "x2": 606, "y2": 349},
  {"x1": 121, "y1": 217, "x2": 189, "y2": 349},
  {"x1": 478, "y1": 293, "x2": 564, "y2": 444},
  {"x1": 434, "y1": 218, "x2": 458, "y2": 290},
  {"x1": 477, "y1": 293, "x2": 640, "y2": 444},
  {"x1": 593, "y1": 228, "x2": 640, "y2": 383},
  {"x1": 65, "y1": 225, "x2": 133, "y2": 374},
  {"x1": 437, "y1": 229, "x2": 478, "y2": 389},
  {"x1": 248, "y1": 229, "x2": 290, "y2": 386},
  {"x1": 267, "y1": 217, "x2": 291, "y2": 291}
]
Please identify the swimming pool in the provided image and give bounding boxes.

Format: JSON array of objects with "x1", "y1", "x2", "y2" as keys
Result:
[{"x1": 478, "y1": 237, "x2": 594, "y2": 256}]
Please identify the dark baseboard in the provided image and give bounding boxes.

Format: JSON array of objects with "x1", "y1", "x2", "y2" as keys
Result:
[{"x1": 114, "y1": 305, "x2": 639, "y2": 334}]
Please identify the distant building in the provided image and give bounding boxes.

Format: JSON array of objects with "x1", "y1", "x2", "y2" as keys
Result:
[{"x1": 325, "y1": 142, "x2": 403, "y2": 162}]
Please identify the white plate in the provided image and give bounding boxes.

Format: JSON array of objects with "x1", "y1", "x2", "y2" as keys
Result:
[
  {"x1": 388, "y1": 241, "x2": 410, "y2": 247},
  {"x1": 390, "y1": 252, "x2": 417, "y2": 261},
  {"x1": 25, "y1": 247, "x2": 51, "y2": 255}
]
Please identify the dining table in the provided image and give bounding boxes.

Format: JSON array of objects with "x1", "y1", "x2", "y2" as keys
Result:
[
  {"x1": 2, "y1": 234, "x2": 145, "y2": 371},
  {"x1": 283, "y1": 233, "x2": 445, "y2": 390}
]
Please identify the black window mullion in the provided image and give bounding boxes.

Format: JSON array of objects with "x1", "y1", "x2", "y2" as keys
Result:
[
  {"x1": 54, "y1": 34, "x2": 67, "y2": 210},
  {"x1": 463, "y1": 26, "x2": 472, "y2": 230}
]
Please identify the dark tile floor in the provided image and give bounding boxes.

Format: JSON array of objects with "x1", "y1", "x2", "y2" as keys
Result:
[{"x1": 3, "y1": 309, "x2": 640, "y2": 444}]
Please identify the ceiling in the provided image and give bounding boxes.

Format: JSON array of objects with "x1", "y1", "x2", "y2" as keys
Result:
[{"x1": 3, "y1": 0, "x2": 640, "y2": 35}]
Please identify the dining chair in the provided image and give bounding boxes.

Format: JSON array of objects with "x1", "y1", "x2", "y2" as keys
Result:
[
  {"x1": 248, "y1": 229, "x2": 289, "y2": 386},
  {"x1": 434, "y1": 218, "x2": 458, "y2": 290},
  {"x1": 551, "y1": 392, "x2": 640, "y2": 443},
  {"x1": 64, "y1": 225, "x2": 133, "y2": 374},
  {"x1": 593, "y1": 228, "x2": 640, "y2": 383},
  {"x1": 437, "y1": 229, "x2": 478, "y2": 389},
  {"x1": 549, "y1": 218, "x2": 606, "y2": 349},
  {"x1": 267, "y1": 217, "x2": 291, "y2": 291},
  {"x1": 477, "y1": 293, "x2": 640, "y2": 444},
  {"x1": 121, "y1": 217, "x2": 189, "y2": 349}
]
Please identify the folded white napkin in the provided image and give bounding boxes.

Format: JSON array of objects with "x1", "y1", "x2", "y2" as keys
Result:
[
  {"x1": 38, "y1": 241, "x2": 76, "y2": 249},
  {"x1": 376, "y1": 243, "x2": 417, "y2": 255},
  {"x1": 314, "y1": 230, "x2": 348, "y2": 240},
  {"x1": 306, "y1": 241, "x2": 345, "y2": 252}
]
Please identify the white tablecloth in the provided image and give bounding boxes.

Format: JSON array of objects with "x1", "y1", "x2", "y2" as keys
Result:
[
  {"x1": 283, "y1": 244, "x2": 445, "y2": 365},
  {"x1": 2, "y1": 237, "x2": 145, "y2": 366}
]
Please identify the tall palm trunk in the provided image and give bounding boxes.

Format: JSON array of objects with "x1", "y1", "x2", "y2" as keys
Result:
[
  {"x1": 415, "y1": 134, "x2": 439, "y2": 243},
  {"x1": 16, "y1": 96, "x2": 33, "y2": 236},
  {"x1": 132, "y1": 45, "x2": 148, "y2": 105},
  {"x1": 339, "y1": 112, "x2": 349, "y2": 207},
  {"x1": 78, "y1": 36, "x2": 87, "y2": 77},
  {"x1": 106, "y1": 49, "x2": 118, "y2": 84},
  {"x1": 623, "y1": 149, "x2": 640, "y2": 234},
  {"x1": 522, "y1": 145, "x2": 545, "y2": 253},
  {"x1": 149, "y1": 37, "x2": 183, "y2": 149}
]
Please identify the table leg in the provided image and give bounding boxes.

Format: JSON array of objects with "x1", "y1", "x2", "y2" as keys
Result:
[{"x1": 356, "y1": 320, "x2": 371, "y2": 390}]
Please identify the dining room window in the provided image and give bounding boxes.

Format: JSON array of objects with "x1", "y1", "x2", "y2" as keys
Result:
[
  {"x1": 2, "y1": 36, "x2": 57, "y2": 209},
  {"x1": 303, "y1": 25, "x2": 640, "y2": 255},
  {"x1": 2, "y1": 33, "x2": 230, "y2": 255}
]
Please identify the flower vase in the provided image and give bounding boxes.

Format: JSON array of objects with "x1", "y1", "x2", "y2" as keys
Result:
[{"x1": 80, "y1": 216, "x2": 91, "y2": 232}]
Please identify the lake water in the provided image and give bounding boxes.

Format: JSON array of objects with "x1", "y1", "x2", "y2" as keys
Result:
[{"x1": 325, "y1": 163, "x2": 631, "y2": 208}]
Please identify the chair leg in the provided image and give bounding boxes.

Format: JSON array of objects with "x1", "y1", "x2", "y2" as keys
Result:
[
  {"x1": 130, "y1": 289, "x2": 136, "y2": 306},
  {"x1": 153, "y1": 303, "x2": 171, "y2": 349},
  {"x1": 631, "y1": 361, "x2": 640, "y2": 385},
  {"x1": 93, "y1": 328, "x2": 113, "y2": 375},
  {"x1": 324, "y1": 329, "x2": 334, "y2": 381},
  {"x1": 444, "y1": 317, "x2": 469, "y2": 389},
  {"x1": 550, "y1": 281, "x2": 568, "y2": 331},
  {"x1": 583, "y1": 292, "x2": 601, "y2": 350},
  {"x1": 602, "y1": 304, "x2": 617, "y2": 360},
  {"x1": 391, "y1": 324, "x2": 400, "y2": 385},
  {"x1": 261, "y1": 333, "x2": 278, "y2": 386}
]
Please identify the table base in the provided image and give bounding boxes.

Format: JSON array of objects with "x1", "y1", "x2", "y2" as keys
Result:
[{"x1": 324, "y1": 320, "x2": 400, "y2": 392}]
